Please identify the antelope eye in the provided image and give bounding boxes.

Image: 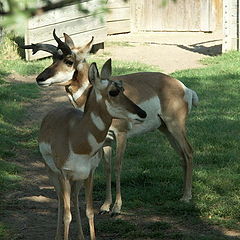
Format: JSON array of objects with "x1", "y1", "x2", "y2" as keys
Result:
[
  {"x1": 109, "y1": 89, "x2": 120, "y2": 97},
  {"x1": 65, "y1": 60, "x2": 74, "y2": 66}
]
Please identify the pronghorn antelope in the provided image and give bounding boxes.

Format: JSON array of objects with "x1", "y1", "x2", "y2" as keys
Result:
[
  {"x1": 24, "y1": 30, "x2": 199, "y2": 215},
  {"x1": 39, "y1": 59, "x2": 147, "y2": 240}
]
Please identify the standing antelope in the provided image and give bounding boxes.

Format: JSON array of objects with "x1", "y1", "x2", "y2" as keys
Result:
[
  {"x1": 23, "y1": 30, "x2": 198, "y2": 216},
  {"x1": 39, "y1": 59, "x2": 147, "y2": 240}
]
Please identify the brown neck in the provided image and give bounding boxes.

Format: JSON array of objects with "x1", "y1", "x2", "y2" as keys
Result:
[
  {"x1": 71, "y1": 90, "x2": 112, "y2": 155},
  {"x1": 69, "y1": 63, "x2": 91, "y2": 109}
]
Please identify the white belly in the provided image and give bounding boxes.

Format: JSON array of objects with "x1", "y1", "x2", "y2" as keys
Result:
[
  {"x1": 63, "y1": 151, "x2": 101, "y2": 180},
  {"x1": 127, "y1": 96, "x2": 161, "y2": 137}
]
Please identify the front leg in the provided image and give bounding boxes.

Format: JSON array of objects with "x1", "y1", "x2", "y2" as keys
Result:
[
  {"x1": 85, "y1": 170, "x2": 96, "y2": 240},
  {"x1": 71, "y1": 181, "x2": 84, "y2": 240},
  {"x1": 99, "y1": 145, "x2": 113, "y2": 214},
  {"x1": 111, "y1": 132, "x2": 127, "y2": 216}
]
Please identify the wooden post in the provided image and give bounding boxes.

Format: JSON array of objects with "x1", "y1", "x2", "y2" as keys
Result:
[
  {"x1": 0, "y1": 2, "x2": 3, "y2": 42},
  {"x1": 223, "y1": 0, "x2": 231, "y2": 52},
  {"x1": 237, "y1": 0, "x2": 240, "y2": 50},
  {"x1": 223, "y1": 0, "x2": 240, "y2": 52}
]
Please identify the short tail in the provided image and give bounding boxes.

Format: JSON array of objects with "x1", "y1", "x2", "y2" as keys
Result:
[
  {"x1": 191, "y1": 90, "x2": 199, "y2": 107},
  {"x1": 186, "y1": 88, "x2": 199, "y2": 113}
]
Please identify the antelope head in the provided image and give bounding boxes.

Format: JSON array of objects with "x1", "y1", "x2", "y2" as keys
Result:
[
  {"x1": 23, "y1": 29, "x2": 93, "y2": 87},
  {"x1": 87, "y1": 59, "x2": 147, "y2": 122}
]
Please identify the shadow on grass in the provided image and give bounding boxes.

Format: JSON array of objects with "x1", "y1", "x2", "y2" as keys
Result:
[
  {"x1": 2, "y1": 182, "x2": 239, "y2": 240},
  {"x1": 162, "y1": 40, "x2": 222, "y2": 56},
  {"x1": 1, "y1": 61, "x2": 240, "y2": 239}
]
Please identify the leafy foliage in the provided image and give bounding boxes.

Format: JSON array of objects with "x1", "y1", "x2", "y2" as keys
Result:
[{"x1": 0, "y1": 0, "x2": 108, "y2": 34}]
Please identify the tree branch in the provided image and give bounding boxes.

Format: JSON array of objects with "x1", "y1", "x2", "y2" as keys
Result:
[
  {"x1": 0, "y1": 0, "x2": 86, "y2": 17},
  {"x1": 29, "y1": 0, "x2": 86, "y2": 17}
]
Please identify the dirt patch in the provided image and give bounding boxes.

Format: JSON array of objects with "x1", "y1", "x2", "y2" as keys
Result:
[
  {"x1": 105, "y1": 31, "x2": 223, "y2": 74},
  {"x1": 2, "y1": 32, "x2": 239, "y2": 240}
]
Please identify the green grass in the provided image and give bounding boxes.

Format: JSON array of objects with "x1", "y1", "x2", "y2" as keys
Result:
[
  {"x1": 0, "y1": 58, "x2": 49, "y2": 190},
  {"x1": 1, "y1": 51, "x2": 240, "y2": 239},
  {"x1": 89, "y1": 55, "x2": 161, "y2": 75},
  {"x1": 0, "y1": 223, "x2": 11, "y2": 240},
  {"x1": 93, "y1": 51, "x2": 240, "y2": 238},
  {"x1": 105, "y1": 41, "x2": 135, "y2": 47},
  {"x1": 0, "y1": 58, "x2": 50, "y2": 238}
]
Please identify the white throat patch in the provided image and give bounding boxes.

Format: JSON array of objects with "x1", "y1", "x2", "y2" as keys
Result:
[
  {"x1": 88, "y1": 133, "x2": 104, "y2": 155},
  {"x1": 72, "y1": 81, "x2": 89, "y2": 101},
  {"x1": 43, "y1": 70, "x2": 74, "y2": 85},
  {"x1": 90, "y1": 112, "x2": 106, "y2": 131}
]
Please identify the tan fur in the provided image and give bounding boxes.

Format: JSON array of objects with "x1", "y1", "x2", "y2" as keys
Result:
[
  {"x1": 36, "y1": 33, "x2": 198, "y2": 217},
  {"x1": 67, "y1": 71, "x2": 196, "y2": 214},
  {"x1": 39, "y1": 61, "x2": 146, "y2": 240}
]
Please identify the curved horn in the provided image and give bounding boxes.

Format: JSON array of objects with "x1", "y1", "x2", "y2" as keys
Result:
[
  {"x1": 53, "y1": 29, "x2": 72, "y2": 56},
  {"x1": 21, "y1": 43, "x2": 58, "y2": 55}
]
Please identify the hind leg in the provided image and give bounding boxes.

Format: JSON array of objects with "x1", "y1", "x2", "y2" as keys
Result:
[
  {"x1": 111, "y1": 132, "x2": 127, "y2": 215},
  {"x1": 99, "y1": 145, "x2": 113, "y2": 214},
  {"x1": 46, "y1": 166, "x2": 64, "y2": 240},
  {"x1": 159, "y1": 121, "x2": 193, "y2": 202}
]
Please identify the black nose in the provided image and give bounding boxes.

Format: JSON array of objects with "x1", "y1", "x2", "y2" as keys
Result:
[
  {"x1": 36, "y1": 76, "x2": 45, "y2": 82},
  {"x1": 138, "y1": 109, "x2": 147, "y2": 119},
  {"x1": 65, "y1": 84, "x2": 71, "y2": 93}
]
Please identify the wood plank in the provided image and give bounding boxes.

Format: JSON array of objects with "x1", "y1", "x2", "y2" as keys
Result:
[
  {"x1": 107, "y1": 20, "x2": 131, "y2": 34},
  {"x1": 25, "y1": 27, "x2": 107, "y2": 60},
  {"x1": 27, "y1": 15, "x2": 105, "y2": 44},
  {"x1": 28, "y1": 0, "x2": 102, "y2": 29},
  {"x1": 200, "y1": 0, "x2": 211, "y2": 31},
  {"x1": 107, "y1": 7, "x2": 130, "y2": 22},
  {"x1": 132, "y1": 0, "x2": 215, "y2": 32},
  {"x1": 130, "y1": 0, "x2": 145, "y2": 32},
  {"x1": 107, "y1": 0, "x2": 129, "y2": 9},
  {"x1": 146, "y1": 0, "x2": 153, "y2": 31},
  {"x1": 213, "y1": 0, "x2": 223, "y2": 27}
]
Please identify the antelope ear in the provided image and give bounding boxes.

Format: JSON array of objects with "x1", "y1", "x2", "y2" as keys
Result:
[
  {"x1": 88, "y1": 62, "x2": 100, "y2": 86},
  {"x1": 64, "y1": 33, "x2": 75, "y2": 49},
  {"x1": 81, "y1": 36, "x2": 94, "y2": 54},
  {"x1": 100, "y1": 58, "x2": 112, "y2": 80}
]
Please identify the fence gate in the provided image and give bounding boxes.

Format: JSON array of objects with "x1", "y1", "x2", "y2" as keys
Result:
[{"x1": 131, "y1": 0, "x2": 214, "y2": 32}]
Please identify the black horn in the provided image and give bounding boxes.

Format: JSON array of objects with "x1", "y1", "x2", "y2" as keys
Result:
[
  {"x1": 53, "y1": 29, "x2": 72, "y2": 56},
  {"x1": 21, "y1": 43, "x2": 58, "y2": 56}
]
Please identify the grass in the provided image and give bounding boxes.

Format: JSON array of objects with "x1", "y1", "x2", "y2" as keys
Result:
[
  {"x1": 105, "y1": 41, "x2": 135, "y2": 47},
  {"x1": 0, "y1": 57, "x2": 51, "y2": 239},
  {"x1": 92, "y1": 51, "x2": 240, "y2": 238},
  {"x1": 89, "y1": 55, "x2": 161, "y2": 75},
  {"x1": 0, "y1": 50, "x2": 240, "y2": 239}
]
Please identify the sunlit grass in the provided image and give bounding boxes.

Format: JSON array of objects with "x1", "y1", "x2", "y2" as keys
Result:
[
  {"x1": 94, "y1": 51, "x2": 240, "y2": 237},
  {"x1": 1, "y1": 51, "x2": 240, "y2": 239},
  {"x1": 0, "y1": 59, "x2": 44, "y2": 196}
]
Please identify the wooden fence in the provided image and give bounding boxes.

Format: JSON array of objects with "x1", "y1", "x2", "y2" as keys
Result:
[
  {"x1": 222, "y1": 0, "x2": 240, "y2": 52},
  {"x1": 25, "y1": 0, "x2": 227, "y2": 60},
  {"x1": 25, "y1": 0, "x2": 107, "y2": 60},
  {"x1": 106, "y1": 0, "x2": 131, "y2": 34},
  {"x1": 131, "y1": 0, "x2": 215, "y2": 32}
]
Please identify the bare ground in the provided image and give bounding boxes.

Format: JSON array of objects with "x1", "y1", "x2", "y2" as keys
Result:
[
  {"x1": 105, "y1": 31, "x2": 223, "y2": 74},
  {"x1": 2, "y1": 32, "x2": 240, "y2": 240}
]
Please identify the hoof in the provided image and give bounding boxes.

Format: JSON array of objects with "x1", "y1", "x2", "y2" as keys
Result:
[
  {"x1": 110, "y1": 212, "x2": 121, "y2": 217},
  {"x1": 98, "y1": 210, "x2": 110, "y2": 215},
  {"x1": 180, "y1": 196, "x2": 191, "y2": 202}
]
